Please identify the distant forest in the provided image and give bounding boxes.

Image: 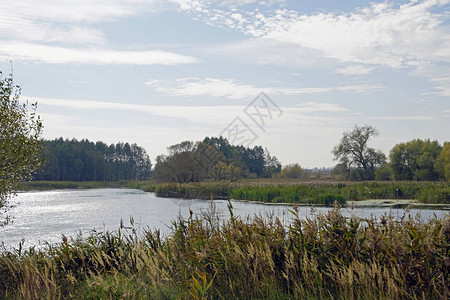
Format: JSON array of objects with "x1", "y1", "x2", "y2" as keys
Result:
[
  {"x1": 34, "y1": 136, "x2": 282, "y2": 182},
  {"x1": 153, "y1": 136, "x2": 281, "y2": 182},
  {"x1": 34, "y1": 132, "x2": 449, "y2": 182},
  {"x1": 34, "y1": 138, "x2": 152, "y2": 181}
]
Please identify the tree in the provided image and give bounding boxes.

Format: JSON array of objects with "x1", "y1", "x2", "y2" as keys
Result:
[
  {"x1": 374, "y1": 163, "x2": 392, "y2": 181},
  {"x1": 389, "y1": 139, "x2": 442, "y2": 181},
  {"x1": 435, "y1": 143, "x2": 450, "y2": 181},
  {"x1": 35, "y1": 138, "x2": 152, "y2": 181},
  {"x1": 153, "y1": 141, "x2": 224, "y2": 183},
  {"x1": 332, "y1": 125, "x2": 386, "y2": 180},
  {"x1": 275, "y1": 163, "x2": 304, "y2": 179},
  {"x1": 204, "y1": 136, "x2": 281, "y2": 179},
  {"x1": 0, "y1": 71, "x2": 43, "y2": 208},
  {"x1": 263, "y1": 148, "x2": 282, "y2": 177}
]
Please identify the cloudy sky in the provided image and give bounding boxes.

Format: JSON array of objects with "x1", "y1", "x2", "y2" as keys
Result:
[{"x1": 1, "y1": 0, "x2": 449, "y2": 167}]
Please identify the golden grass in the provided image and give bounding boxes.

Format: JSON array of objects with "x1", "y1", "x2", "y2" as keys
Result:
[{"x1": 1, "y1": 202, "x2": 449, "y2": 299}]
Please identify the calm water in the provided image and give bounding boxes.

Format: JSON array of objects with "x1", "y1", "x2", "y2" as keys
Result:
[{"x1": 1, "y1": 188, "x2": 448, "y2": 250}]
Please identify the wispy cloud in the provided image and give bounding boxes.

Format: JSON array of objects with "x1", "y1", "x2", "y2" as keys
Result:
[
  {"x1": 195, "y1": 0, "x2": 450, "y2": 70},
  {"x1": 0, "y1": 42, "x2": 197, "y2": 65},
  {"x1": 423, "y1": 76, "x2": 450, "y2": 97},
  {"x1": 0, "y1": 15, "x2": 106, "y2": 45},
  {"x1": 294, "y1": 102, "x2": 348, "y2": 112},
  {"x1": 335, "y1": 65, "x2": 374, "y2": 75},
  {"x1": 370, "y1": 115, "x2": 435, "y2": 121},
  {"x1": 146, "y1": 77, "x2": 383, "y2": 99},
  {"x1": 0, "y1": 0, "x2": 198, "y2": 63},
  {"x1": 32, "y1": 96, "x2": 349, "y2": 127}
]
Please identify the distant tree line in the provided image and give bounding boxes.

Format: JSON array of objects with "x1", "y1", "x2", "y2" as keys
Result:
[
  {"x1": 33, "y1": 129, "x2": 449, "y2": 183},
  {"x1": 35, "y1": 138, "x2": 152, "y2": 181},
  {"x1": 332, "y1": 124, "x2": 449, "y2": 181},
  {"x1": 153, "y1": 136, "x2": 281, "y2": 183}
]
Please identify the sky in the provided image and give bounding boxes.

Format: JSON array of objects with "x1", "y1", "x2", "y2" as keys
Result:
[{"x1": 0, "y1": 0, "x2": 449, "y2": 168}]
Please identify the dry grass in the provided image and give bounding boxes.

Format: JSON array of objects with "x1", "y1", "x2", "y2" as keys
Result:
[{"x1": 1, "y1": 202, "x2": 449, "y2": 299}]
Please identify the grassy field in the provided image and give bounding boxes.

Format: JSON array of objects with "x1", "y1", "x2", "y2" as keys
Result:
[
  {"x1": 18, "y1": 179, "x2": 450, "y2": 204},
  {"x1": 1, "y1": 203, "x2": 449, "y2": 299}
]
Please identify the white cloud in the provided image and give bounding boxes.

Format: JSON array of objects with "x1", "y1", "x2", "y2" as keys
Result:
[
  {"x1": 0, "y1": 0, "x2": 204, "y2": 64},
  {"x1": 206, "y1": 39, "x2": 332, "y2": 68},
  {"x1": 424, "y1": 77, "x2": 450, "y2": 96},
  {"x1": 0, "y1": 41, "x2": 197, "y2": 65},
  {"x1": 370, "y1": 115, "x2": 436, "y2": 121},
  {"x1": 146, "y1": 78, "x2": 260, "y2": 99},
  {"x1": 0, "y1": 14, "x2": 106, "y2": 45},
  {"x1": 33, "y1": 96, "x2": 349, "y2": 127},
  {"x1": 0, "y1": 1, "x2": 161, "y2": 46},
  {"x1": 335, "y1": 65, "x2": 374, "y2": 75},
  {"x1": 33, "y1": 96, "x2": 243, "y2": 125},
  {"x1": 146, "y1": 77, "x2": 383, "y2": 99},
  {"x1": 0, "y1": 1, "x2": 160, "y2": 24},
  {"x1": 256, "y1": 1, "x2": 450, "y2": 68},
  {"x1": 198, "y1": 0, "x2": 450, "y2": 70},
  {"x1": 294, "y1": 102, "x2": 348, "y2": 112}
]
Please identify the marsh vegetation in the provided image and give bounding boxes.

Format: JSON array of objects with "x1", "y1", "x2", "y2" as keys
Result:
[{"x1": 1, "y1": 202, "x2": 449, "y2": 299}]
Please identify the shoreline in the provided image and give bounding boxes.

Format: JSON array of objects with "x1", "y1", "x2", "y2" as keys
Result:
[{"x1": 17, "y1": 184, "x2": 450, "y2": 210}]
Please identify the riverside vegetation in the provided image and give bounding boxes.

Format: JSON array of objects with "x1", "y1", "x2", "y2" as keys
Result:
[
  {"x1": 18, "y1": 179, "x2": 450, "y2": 205},
  {"x1": 1, "y1": 202, "x2": 449, "y2": 299}
]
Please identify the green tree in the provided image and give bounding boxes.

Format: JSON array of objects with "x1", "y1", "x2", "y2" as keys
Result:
[
  {"x1": 434, "y1": 142, "x2": 449, "y2": 181},
  {"x1": 275, "y1": 163, "x2": 304, "y2": 179},
  {"x1": 0, "y1": 71, "x2": 43, "y2": 209},
  {"x1": 389, "y1": 139, "x2": 442, "y2": 181},
  {"x1": 374, "y1": 163, "x2": 392, "y2": 181},
  {"x1": 332, "y1": 124, "x2": 386, "y2": 180},
  {"x1": 204, "y1": 136, "x2": 281, "y2": 179},
  {"x1": 154, "y1": 141, "x2": 223, "y2": 183}
]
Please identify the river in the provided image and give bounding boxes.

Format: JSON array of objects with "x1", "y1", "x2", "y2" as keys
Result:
[{"x1": 1, "y1": 188, "x2": 448, "y2": 251}]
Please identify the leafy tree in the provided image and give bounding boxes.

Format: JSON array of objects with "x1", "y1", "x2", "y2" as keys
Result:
[
  {"x1": 389, "y1": 139, "x2": 442, "y2": 181},
  {"x1": 275, "y1": 163, "x2": 304, "y2": 179},
  {"x1": 374, "y1": 164, "x2": 392, "y2": 181},
  {"x1": 154, "y1": 141, "x2": 224, "y2": 183},
  {"x1": 0, "y1": 71, "x2": 43, "y2": 208},
  {"x1": 435, "y1": 143, "x2": 450, "y2": 181},
  {"x1": 263, "y1": 148, "x2": 282, "y2": 177},
  {"x1": 332, "y1": 125, "x2": 386, "y2": 180},
  {"x1": 203, "y1": 136, "x2": 281, "y2": 179}
]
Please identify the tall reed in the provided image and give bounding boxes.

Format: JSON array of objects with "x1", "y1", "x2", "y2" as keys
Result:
[{"x1": 1, "y1": 202, "x2": 449, "y2": 299}]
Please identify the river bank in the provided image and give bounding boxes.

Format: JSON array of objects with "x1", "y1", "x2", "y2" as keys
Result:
[{"x1": 18, "y1": 179, "x2": 450, "y2": 207}]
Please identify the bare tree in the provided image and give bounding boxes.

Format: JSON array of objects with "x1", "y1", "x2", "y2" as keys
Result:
[{"x1": 332, "y1": 124, "x2": 386, "y2": 180}]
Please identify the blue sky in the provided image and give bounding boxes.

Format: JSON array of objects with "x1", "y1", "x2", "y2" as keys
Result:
[{"x1": 1, "y1": 0, "x2": 449, "y2": 167}]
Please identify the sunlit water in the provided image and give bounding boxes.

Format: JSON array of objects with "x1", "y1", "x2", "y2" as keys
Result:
[{"x1": 0, "y1": 188, "x2": 448, "y2": 251}]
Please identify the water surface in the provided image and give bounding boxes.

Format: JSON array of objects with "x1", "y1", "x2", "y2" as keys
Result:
[{"x1": 1, "y1": 188, "x2": 447, "y2": 250}]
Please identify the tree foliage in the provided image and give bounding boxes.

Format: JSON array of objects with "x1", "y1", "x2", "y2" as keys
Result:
[
  {"x1": 153, "y1": 141, "x2": 224, "y2": 183},
  {"x1": 275, "y1": 163, "x2": 305, "y2": 179},
  {"x1": 203, "y1": 137, "x2": 281, "y2": 178},
  {"x1": 35, "y1": 138, "x2": 152, "y2": 181},
  {"x1": 390, "y1": 139, "x2": 443, "y2": 181},
  {"x1": 332, "y1": 125, "x2": 386, "y2": 180},
  {"x1": 435, "y1": 143, "x2": 450, "y2": 181},
  {"x1": 154, "y1": 137, "x2": 281, "y2": 183},
  {"x1": 0, "y1": 71, "x2": 43, "y2": 206}
]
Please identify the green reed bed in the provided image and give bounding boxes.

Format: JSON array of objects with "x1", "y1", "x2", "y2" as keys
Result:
[
  {"x1": 17, "y1": 180, "x2": 450, "y2": 204},
  {"x1": 153, "y1": 181, "x2": 450, "y2": 204},
  {"x1": 1, "y1": 203, "x2": 449, "y2": 299}
]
